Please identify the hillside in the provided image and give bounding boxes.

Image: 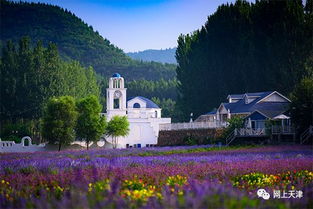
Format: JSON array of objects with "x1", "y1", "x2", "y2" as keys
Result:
[
  {"x1": 0, "y1": 0, "x2": 176, "y2": 80},
  {"x1": 127, "y1": 48, "x2": 177, "y2": 64}
]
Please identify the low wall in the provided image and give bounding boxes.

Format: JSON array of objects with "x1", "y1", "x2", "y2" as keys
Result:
[
  {"x1": 0, "y1": 136, "x2": 46, "y2": 153},
  {"x1": 157, "y1": 128, "x2": 224, "y2": 146}
]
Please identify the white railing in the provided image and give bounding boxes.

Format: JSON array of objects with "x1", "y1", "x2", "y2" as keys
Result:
[
  {"x1": 226, "y1": 129, "x2": 236, "y2": 146},
  {"x1": 159, "y1": 121, "x2": 227, "y2": 131},
  {"x1": 300, "y1": 125, "x2": 313, "y2": 144},
  {"x1": 271, "y1": 126, "x2": 295, "y2": 134},
  {"x1": 235, "y1": 128, "x2": 266, "y2": 136}
]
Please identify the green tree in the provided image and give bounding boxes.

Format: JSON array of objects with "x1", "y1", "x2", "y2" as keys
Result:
[
  {"x1": 151, "y1": 97, "x2": 176, "y2": 118},
  {"x1": 221, "y1": 116, "x2": 244, "y2": 142},
  {"x1": 76, "y1": 95, "x2": 107, "y2": 150},
  {"x1": 290, "y1": 78, "x2": 313, "y2": 133},
  {"x1": 106, "y1": 116, "x2": 130, "y2": 149},
  {"x1": 0, "y1": 40, "x2": 17, "y2": 121},
  {"x1": 42, "y1": 96, "x2": 77, "y2": 151},
  {"x1": 85, "y1": 66, "x2": 100, "y2": 98}
]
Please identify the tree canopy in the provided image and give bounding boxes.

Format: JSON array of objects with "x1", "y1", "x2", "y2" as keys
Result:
[
  {"x1": 290, "y1": 78, "x2": 313, "y2": 133},
  {"x1": 41, "y1": 96, "x2": 77, "y2": 151},
  {"x1": 106, "y1": 116, "x2": 130, "y2": 149},
  {"x1": 76, "y1": 95, "x2": 107, "y2": 150}
]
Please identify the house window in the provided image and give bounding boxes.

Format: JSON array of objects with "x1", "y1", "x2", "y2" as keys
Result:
[
  {"x1": 251, "y1": 121, "x2": 256, "y2": 129},
  {"x1": 222, "y1": 114, "x2": 228, "y2": 122},
  {"x1": 126, "y1": 144, "x2": 129, "y2": 148},
  {"x1": 133, "y1": 103, "x2": 140, "y2": 108},
  {"x1": 155, "y1": 111, "x2": 158, "y2": 118}
]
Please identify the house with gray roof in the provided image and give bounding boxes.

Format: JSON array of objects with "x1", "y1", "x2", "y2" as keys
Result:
[{"x1": 196, "y1": 91, "x2": 292, "y2": 132}]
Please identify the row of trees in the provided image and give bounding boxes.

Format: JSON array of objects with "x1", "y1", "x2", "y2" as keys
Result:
[
  {"x1": 0, "y1": 37, "x2": 99, "y2": 121},
  {"x1": 98, "y1": 78, "x2": 178, "y2": 101},
  {"x1": 42, "y1": 95, "x2": 129, "y2": 151},
  {"x1": 176, "y1": 0, "x2": 313, "y2": 120},
  {"x1": 0, "y1": 37, "x2": 100, "y2": 141}
]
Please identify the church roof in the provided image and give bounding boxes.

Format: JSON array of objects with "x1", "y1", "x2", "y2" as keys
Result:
[
  {"x1": 112, "y1": 73, "x2": 121, "y2": 78},
  {"x1": 127, "y1": 96, "x2": 160, "y2": 108}
]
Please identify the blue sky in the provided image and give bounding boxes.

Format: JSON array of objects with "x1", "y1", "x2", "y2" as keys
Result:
[{"x1": 18, "y1": 0, "x2": 250, "y2": 52}]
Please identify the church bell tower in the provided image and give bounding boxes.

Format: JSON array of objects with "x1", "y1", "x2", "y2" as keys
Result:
[{"x1": 106, "y1": 73, "x2": 127, "y2": 120}]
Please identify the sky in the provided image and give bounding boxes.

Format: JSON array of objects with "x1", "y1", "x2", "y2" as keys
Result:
[{"x1": 18, "y1": 0, "x2": 249, "y2": 52}]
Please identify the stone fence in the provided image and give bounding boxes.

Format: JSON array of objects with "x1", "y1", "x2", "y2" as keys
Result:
[{"x1": 158, "y1": 128, "x2": 224, "y2": 146}]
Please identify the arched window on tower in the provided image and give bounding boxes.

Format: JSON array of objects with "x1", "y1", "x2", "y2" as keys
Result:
[
  {"x1": 155, "y1": 111, "x2": 158, "y2": 118},
  {"x1": 114, "y1": 99, "x2": 120, "y2": 109},
  {"x1": 133, "y1": 103, "x2": 140, "y2": 108}
]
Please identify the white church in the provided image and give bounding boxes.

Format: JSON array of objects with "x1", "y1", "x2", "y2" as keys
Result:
[{"x1": 104, "y1": 73, "x2": 171, "y2": 148}]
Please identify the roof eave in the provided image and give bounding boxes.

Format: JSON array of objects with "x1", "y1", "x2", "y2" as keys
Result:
[{"x1": 257, "y1": 91, "x2": 291, "y2": 103}]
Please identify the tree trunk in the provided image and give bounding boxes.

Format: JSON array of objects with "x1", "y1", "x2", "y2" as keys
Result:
[{"x1": 58, "y1": 142, "x2": 62, "y2": 151}]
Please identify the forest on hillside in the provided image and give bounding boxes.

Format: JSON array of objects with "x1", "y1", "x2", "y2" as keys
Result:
[
  {"x1": 0, "y1": 0, "x2": 176, "y2": 81},
  {"x1": 176, "y1": 0, "x2": 313, "y2": 120}
]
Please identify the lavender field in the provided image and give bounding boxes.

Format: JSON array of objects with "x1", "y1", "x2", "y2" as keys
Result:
[{"x1": 1, "y1": 145, "x2": 312, "y2": 209}]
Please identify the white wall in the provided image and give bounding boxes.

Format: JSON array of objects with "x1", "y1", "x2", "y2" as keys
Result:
[
  {"x1": 0, "y1": 137, "x2": 46, "y2": 153},
  {"x1": 106, "y1": 117, "x2": 171, "y2": 148},
  {"x1": 127, "y1": 108, "x2": 161, "y2": 119}
]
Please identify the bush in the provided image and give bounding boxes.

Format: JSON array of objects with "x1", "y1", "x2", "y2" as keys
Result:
[
  {"x1": 221, "y1": 116, "x2": 244, "y2": 141},
  {"x1": 185, "y1": 136, "x2": 197, "y2": 145}
]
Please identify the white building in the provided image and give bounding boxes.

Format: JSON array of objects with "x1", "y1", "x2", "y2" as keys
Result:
[{"x1": 104, "y1": 73, "x2": 171, "y2": 148}]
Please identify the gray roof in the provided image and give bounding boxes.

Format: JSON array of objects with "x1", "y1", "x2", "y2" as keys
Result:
[
  {"x1": 205, "y1": 109, "x2": 217, "y2": 115},
  {"x1": 127, "y1": 96, "x2": 160, "y2": 108},
  {"x1": 227, "y1": 94, "x2": 244, "y2": 99},
  {"x1": 219, "y1": 91, "x2": 290, "y2": 119},
  {"x1": 228, "y1": 91, "x2": 273, "y2": 99}
]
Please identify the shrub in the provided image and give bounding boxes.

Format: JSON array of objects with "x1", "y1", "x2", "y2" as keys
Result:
[{"x1": 221, "y1": 116, "x2": 244, "y2": 141}]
